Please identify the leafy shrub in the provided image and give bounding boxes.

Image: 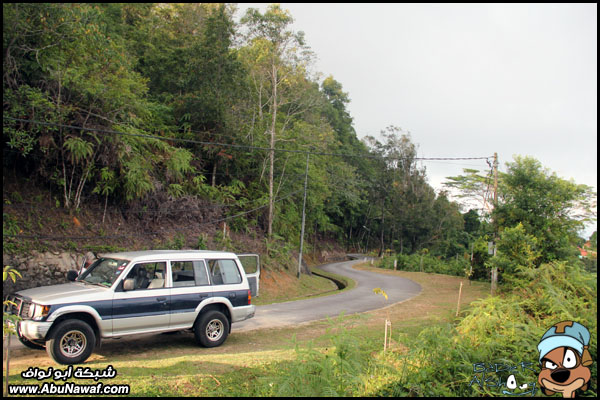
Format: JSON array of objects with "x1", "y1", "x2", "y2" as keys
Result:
[
  {"x1": 263, "y1": 314, "x2": 371, "y2": 397},
  {"x1": 3, "y1": 213, "x2": 20, "y2": 253},
  {"x1": 196, "y1": 234, "x2": 207, "y2": 250},
  {"x1": 374, "y1": 261, "x2": 597, "y2": 396},
  {"x1": 380, "y1": 253, "x2": 468, "y2": 277},
  {"x1": 165, "y1": 233, "x2": 186, "y2": 250}
]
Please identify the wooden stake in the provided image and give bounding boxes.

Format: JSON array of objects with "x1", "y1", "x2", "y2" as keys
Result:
[
  {"x1": 456, "y1": 282, "x2": 463, "y2": 317},
  {"x1": 384, "y1": 319, "x2": 392, "y2": 352},
  {"x1": 384, "y1": 319, "x2": 387, "y2": 352}
]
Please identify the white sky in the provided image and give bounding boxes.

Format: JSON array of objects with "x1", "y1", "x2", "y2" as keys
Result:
[{"x1": 235, "y1": 3, "x2": 597, "y2": 235}]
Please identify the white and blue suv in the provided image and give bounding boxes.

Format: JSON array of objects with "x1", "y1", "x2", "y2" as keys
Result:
[{"x1": 6, "y1": 250, "x2": 256, "y2": 364}]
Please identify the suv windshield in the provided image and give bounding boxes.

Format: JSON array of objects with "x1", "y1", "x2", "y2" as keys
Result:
[{"x1": 79, "y1": 258, "x2": 129, "y2": 287}]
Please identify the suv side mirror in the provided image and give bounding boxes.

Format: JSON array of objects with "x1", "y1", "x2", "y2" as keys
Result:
[
  {"x1": 123, "y1": 278, "x2": 135, "y2": 291},
  {"x1": 67, "y1": 270, "x2": 79, "y2": 282}
]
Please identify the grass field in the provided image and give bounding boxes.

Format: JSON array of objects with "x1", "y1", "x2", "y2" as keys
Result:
[{"x1": 3, "y1": 263, "x2": 489, "y2": 396}]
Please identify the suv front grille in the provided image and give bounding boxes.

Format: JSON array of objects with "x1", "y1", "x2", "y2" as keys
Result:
[{"x1": 4, "y1": 295, "x2": 33, "y2": 319}]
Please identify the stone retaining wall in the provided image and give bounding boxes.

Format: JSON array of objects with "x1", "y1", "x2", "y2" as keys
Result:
[{"x1": 3, "y1": 251, "x2": 95, "y2": 295}]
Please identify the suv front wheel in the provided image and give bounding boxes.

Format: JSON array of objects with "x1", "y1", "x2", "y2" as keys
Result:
[
  {"x1": 46, "y1": 319, "x2": 96, "y2": 364},
  {"x1": 194, "y1": 310, "x2": 229, "y2": 347}
]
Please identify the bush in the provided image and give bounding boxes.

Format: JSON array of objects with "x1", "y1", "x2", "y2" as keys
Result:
[
  {"x1": 380, "y1": 253, "x2": 468, "y2": 277},
  {"x1": 262, "y1": 314, "x2": 372, "y2": 397},
  {"x1": 374, "y1": 261, "x2": 597, "y2": 396}
]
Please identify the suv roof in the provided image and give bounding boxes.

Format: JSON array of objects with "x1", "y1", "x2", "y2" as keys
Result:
[{"x1": 99, "y1": 250, "x2": 237, "y2": 263}]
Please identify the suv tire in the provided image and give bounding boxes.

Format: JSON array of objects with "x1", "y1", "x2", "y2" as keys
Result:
[
  {"x1": 46, "y1": 319, "x2": 96, "y2": 365},
  {"x1": 194, "y1": 310, "x2": 229, "y2": 347}
]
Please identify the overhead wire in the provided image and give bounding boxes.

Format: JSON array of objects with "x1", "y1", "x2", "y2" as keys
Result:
[{"x1": 4, "y1": 117, "x2": 493, "y2": 162}]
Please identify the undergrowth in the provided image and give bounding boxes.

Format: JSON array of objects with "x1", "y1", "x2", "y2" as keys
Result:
[{"x1": 370, "y1": 261, "x2": 597, "y2": 396}]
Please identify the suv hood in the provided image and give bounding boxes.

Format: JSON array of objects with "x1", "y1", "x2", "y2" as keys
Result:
[{"x1": 15, "y1": 282, "x2": 110, "y2": 304}]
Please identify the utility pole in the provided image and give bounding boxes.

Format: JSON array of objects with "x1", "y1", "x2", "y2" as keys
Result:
[
  {"x1": 298, "y1": 153, "x2": 309, "y2": 278},
  {"x1": 378, "y1": 197, "x2": 385, "y2": 258},
  {"x1": 491, "y1": 152, "x2": 499, "y2": 295}
]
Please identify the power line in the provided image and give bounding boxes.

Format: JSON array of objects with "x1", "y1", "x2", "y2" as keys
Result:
[
  {"x1": 4, "y1": 117, "x2": 493, "y2": 162},
  {"x1": 3, "y1": 202, "x2": 236, "y2": 212}
]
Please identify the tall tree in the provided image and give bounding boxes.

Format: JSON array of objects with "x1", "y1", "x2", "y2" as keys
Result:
[
  {"x1": 320, "y1": 76, "x2": 369, "y2": 248},
  {"x1": 241, "y1": 4, "x2": 316, "y2": 237},
  {"x1": 494, "y1": 156, "x2": 596, "y2": 263},
  {"x1": 364, "y1": 126, "x2": 427, "y2": 255},
  {"x1": 443, "y1": 167, "x2": 494, "y2": 217}
]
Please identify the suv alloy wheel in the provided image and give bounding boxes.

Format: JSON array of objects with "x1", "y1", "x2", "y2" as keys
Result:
[
  {"x1": 46, "y1": 319, "x2": 96, "y2": 365},
  {"x1": 194, "y1": 310, "x2": 229, "y2": 347}
]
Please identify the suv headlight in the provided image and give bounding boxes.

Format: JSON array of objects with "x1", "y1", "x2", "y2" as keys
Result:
[{"x1": 31, "y1": 304, "x2": 51, "y2": 321}]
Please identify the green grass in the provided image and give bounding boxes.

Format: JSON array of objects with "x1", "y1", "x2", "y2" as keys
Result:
[{"x1": 251, "y1": 263, "x2": 358, "y2": 306}]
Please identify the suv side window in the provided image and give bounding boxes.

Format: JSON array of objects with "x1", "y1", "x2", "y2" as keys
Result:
[
  {"x1": 208, "y1": 259, "x2": 242, "y2": 285},
  {"x1": 125, "y1": 262, "x2": 166, "y2": 290},
  {"x1": 172, "y1": 260, "x2": 210, "y2": 287}
]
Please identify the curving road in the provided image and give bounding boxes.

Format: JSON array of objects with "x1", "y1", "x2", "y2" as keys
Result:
[{"x1": 233, "y1": 258, "x2": 422, "y2": 331}]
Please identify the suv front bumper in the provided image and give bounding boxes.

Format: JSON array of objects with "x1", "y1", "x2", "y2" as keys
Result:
[{"x1": 19, "y1": 320, "x2": 52, "y2": 341}]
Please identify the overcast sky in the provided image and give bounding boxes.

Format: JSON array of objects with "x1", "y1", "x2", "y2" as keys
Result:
[{"x1": 235, "y1": 3, "x2": 597, "y2": 234}]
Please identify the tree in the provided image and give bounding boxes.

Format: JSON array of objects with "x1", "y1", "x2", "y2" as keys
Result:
[
  {"x1": 3, "y1": 3, "x2": 159, "y2": 209},
  {"x1": 363, "y1": 126, "x2": 451, "y2": 256},
  {"x1": 241, "y1": 4, "x2": 317, "y2": 237},
  {"x1": 494, "y1": 156, "x2": 596, "y2": 264},
  {"x1": 485, "y1": 223, "x2": 540, "y2": 288},
  {"x1": 590, "y1": 231, "x2": 597, "y2": 251},
  {"x1": 463, "y1": 209, "x2": 481, "y2": 235},
  {"x1": 320, "y1": 76, "x2": 370, "y2": 249},
  {"x1": 443, "y1": 167, "x2": 494, "y2": 217}
]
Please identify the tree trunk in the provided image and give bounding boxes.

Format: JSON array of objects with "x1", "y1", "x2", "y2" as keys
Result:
[
  {"x1": 212, "y1": 162, "x2": 217, "y2": 187},
  {"x1": 267, "y1": 63, "x2": 277, "y2": 238},
  {"x1": 102, "y1": 193, "x2": 108, "y2": 224},
  {"x1": 378, "y1": 198, "x2": 385, "y2": 257}
]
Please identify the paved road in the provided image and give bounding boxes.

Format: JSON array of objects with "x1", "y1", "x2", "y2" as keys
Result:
[{"x1": 233, "y1": 258, "x2": 422, "y2": 331}]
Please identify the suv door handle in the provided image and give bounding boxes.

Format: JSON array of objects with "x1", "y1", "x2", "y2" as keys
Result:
[{"x1": 156, "y1": 297, "x2": 167, "y2": 302}]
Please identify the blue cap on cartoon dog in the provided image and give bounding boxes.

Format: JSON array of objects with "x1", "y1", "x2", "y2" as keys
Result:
[{"x1": 537, "y1": 321, "x2": 591, "y2": 364}]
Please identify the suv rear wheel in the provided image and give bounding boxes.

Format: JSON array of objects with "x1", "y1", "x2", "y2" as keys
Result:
[
  {"x1": 194, "y1": 310, "x2": 229, "y2": 347},
  {"x1": 46, "y1": 319, "x2": 96, "y2": 364}
]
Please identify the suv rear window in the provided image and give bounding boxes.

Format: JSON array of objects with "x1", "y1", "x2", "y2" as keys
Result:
[
  {"x1": 171, "y1": 260, "x2": 210, "y2": 287},
  {"x1": 207, "y1": 259, "x2": 242, "y2": 285}
]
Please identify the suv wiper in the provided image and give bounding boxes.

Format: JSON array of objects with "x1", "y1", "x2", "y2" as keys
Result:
[
  {"x1": 89, "y1": 282, "x2": 110, "y2": 288},
  {"x1": 79, "y1": 280, "x2": 109, "y2": 288}
]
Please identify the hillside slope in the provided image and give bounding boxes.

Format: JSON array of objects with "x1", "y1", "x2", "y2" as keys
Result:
[{"x1": 3, "y1": 176, "x2": 348, "y2": 300}]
